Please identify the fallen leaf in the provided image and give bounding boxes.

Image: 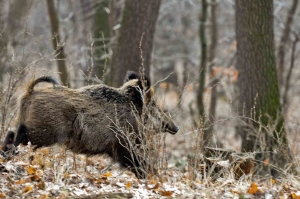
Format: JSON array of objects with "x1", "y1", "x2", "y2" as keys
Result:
[
  {"x1": 64, "y1": 173, "x2": 70, "y2": 179},
  {"x1": 283, "y1": 184, "x2": 290, "y2": 191},
  {"x1": 22, "y1": 186, "x2": 33, "y2": 194},
  {"x1": 247, "y1": 182, "x2": 260, "y2": 195},
  {"x1": 126, "y1": 182, "x2": 132, "y2": 189},
  {"x1": 102, "y1": 172, "x2": 112, "y2": 178},
  {"x1": 270, "y1": 178, "x2": 275, "y2": 185},
  {"x1": 291, "y1": 193, "x2": 300, "y2": 199},
  {"x1": 160, "y1": 191, "x2": 172, "y2": 197},
  {"x1": 31, "y1": 169, "x2": 43, "y2": 181},
  {"x1": 146, "y1": 182, "x2": 160, "y2": 190},
  {"x1": 16, "y1": 178, "x2": 31, "y2": 184},
  {"x1": 40, "y1": 148, "x2": 50, "y2": 155},
  {"x1": 36, "y1": 180, "x2": 45, "y2": 190},
  {"x1": 27, "y1": 166, "x2": 36, "y2": 175},
  {"x1": 32, "y1": 154, "x2": 44, "y2": 167},
  {"x1": 231, "y1": 189, "x2": 240, "y2": 194},
  {"x1": 38, "y1": 194, "x2": 49, "y2": 199},
  {"x1": 0, "y1": 193, "x2": 5, "y2": 198}
]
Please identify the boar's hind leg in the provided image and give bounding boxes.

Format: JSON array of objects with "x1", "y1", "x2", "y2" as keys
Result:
[
  {"x1": 13, "y1": 124, "x2": 29, "y2": 148},
  {"x1": 116, "y1": 147, "x2": 147, "y2": 179},
  {"x1": 1, "y1": 131, "x2": 15, "y2": 154}
]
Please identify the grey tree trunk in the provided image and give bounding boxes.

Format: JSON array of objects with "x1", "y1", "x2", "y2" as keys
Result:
[
  {"x1": 235, "y1": 0, "x2": 292, "y2": 176},
  {"x1": 110, "y1": 0, "x2": 161, "y2": 87},
  {"x1": 46, "y1": 0, "x2": 69, "y2": 86},
  {"x1": 197, "y1": 0, "x2": 208, "y2": 120},
  {"x1": 204, "y1": 0, "x2": 219, "y2": 147},
  {"x1": 277, "y1": 0, "x2": 298, "y2": 88},
  {"x1": 93, "y1": 0, "x2": 111, "y2": 82},
  {"x1": 0, "y1": 0, "x2": 31, "y2": 90}
]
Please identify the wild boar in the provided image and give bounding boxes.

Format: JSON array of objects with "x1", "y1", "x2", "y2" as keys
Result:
[{"x1": 1, "y1": 71, "x2": 179, "y2": 178}]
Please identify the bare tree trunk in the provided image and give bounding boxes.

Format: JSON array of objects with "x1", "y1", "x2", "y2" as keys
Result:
[
  {"x1": 277, "y1": 0, "x2": 298, "y2": 88},
  {"x1": 110, "y1": 0, "x2": 161, "y2": 87},
  {"x1": 0, "y1": 2, "x2": 6, "y2": 92},
  {"x1": 93, "y1": 0, "x2": 110, "y2": 82},
  {"x1": 236, "y1": 0, "x2": 292, "y2": 176},
  {"x1": 0, "y1": 0, "x2": 31, "y2": 91},
  {"x1": 282, "y1": 34, "x2": 299, "y2": 113},
  {"x1": 204, "y1": 0, "x2": 219, "y2": 147},
  {"x1": 46, "y1": 0, "x2": 69, "y2": 86},
  {"x1": 197, "y1": 0, "x2": 208, "y2": 125}
]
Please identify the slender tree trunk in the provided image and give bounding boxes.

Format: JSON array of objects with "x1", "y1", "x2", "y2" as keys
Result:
[
  {"x1": 236, "y1": 0, "x2": 292, "y2": 176},
  {"x1": 110, "y1": 0, "x2": 161, "y2": 87},
  {"x1": 204, "y1": 0, "x2": 219, "y2": 146},
  {"x1": 93, "y1": 0, "x2": 110, "y2": 82},
  {"x1": 282, "y1": 35, "x2": 299, "y2": 113},
  {"x1": 0, "y1": 0, "x2": 30, "y2": 91},
  {"x1": 0, "y1": 2, "x2": 6, "y2": 92},
  {"x1": 277, "y1": 0, "x2": 298, "y2": 88},
  {"x1": 46, "y1": 0, "x2": 69, "y2": 86},
  {"x1": 197, "y1": 0, "x2": 208, "y2": 120}
]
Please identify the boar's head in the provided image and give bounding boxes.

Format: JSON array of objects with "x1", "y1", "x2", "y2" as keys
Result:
[{"x1": 124, "y1": 71, "x2": 179, "y2": 134}]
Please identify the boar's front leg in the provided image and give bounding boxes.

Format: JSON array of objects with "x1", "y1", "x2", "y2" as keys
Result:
[{"x1": 115, "y1": 146, "x2": 148, "y2": 179}]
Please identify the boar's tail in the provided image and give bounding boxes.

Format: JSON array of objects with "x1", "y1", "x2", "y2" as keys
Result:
[{"x1": 27, "y1": 76, "x2": 60, "y2": 94}]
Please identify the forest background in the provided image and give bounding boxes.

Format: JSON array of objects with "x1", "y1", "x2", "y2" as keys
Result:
[{"x1": 0, "y1": 0, "x2": 299, "y2": 198}]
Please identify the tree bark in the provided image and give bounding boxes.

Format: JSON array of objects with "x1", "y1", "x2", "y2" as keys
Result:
[
  {"x1": 282, "y1": 34, "x2": 299, "y2": 113},
  {"x1": 93, "y1": 0, "x2": 110, "y2": 82},
  {"x1": 0, "y1": 1, "x2": 6, "y2": 92},
  {"x1": 0, "y1": 0, "x2": 31, "y2": 91},
  {"x1": 46, "y1": 0, "x2": 69, "y2": 86},
  {"x1": 235, "y1": 0, "x2": 292, "y2": 176},
  {"x1": 277, "y1": 0, "x2": 298, "y2": 88},
  {"x1": 204, "y1": 0, "x2": 219, "y2": 147},
  {"x1": 110, "y1": 0, "x2": 161, "y2": 87},
  {"x1": 197, "y1": 0, "x2": 208, "y2": 121}
]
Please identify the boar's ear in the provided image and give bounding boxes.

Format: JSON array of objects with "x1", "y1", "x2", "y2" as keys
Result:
[
  {"x1": 124, "y1": 71, "x2": 140, "y2": 82},
  {"x1": 124, "y1": 71, "x2": 151, "y2": 91},
  {"x1": 123, "y1": 79, "x2": 144, "y2": 108}
]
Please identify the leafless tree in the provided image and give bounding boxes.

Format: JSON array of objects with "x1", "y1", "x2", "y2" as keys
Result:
[
  {"x1": 46, "y1": 0, "x2": 69, "y2": 86},
  {"x1": 110, "y1": 0, "x2": 161, "y2": 87},
  {"x1": 236, "y1": 0, "x2": 292, "y2": 176}
]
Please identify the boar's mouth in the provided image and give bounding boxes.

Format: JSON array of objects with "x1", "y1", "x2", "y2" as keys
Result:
[{"x1": 162, "y1": 122, "x2": 180, "y2": 134}]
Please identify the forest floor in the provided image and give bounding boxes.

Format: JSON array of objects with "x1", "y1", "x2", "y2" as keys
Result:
[{"x1": 0, "y1": 142, "x2": 299, "y2": 199}]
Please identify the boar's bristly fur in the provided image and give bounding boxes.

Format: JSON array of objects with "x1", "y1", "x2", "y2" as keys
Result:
[{"x1": 1, "y1": 71, "x2": 179, "y2": 178}]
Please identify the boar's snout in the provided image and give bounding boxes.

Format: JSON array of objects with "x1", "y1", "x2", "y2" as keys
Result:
[{"x1": 162, "y1": 120, "x2": 179, "y2": 134}]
